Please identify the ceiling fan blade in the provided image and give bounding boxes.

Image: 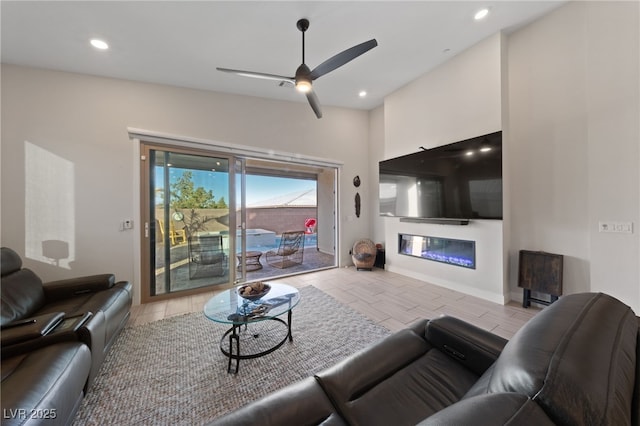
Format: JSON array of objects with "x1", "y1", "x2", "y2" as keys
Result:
[
  {"x1": 310, "y1": 39, "x2": 378, "y2": 80},
  {"x1": 306, "y1": 90, "x2": 323, "y2": 119},
  {"x1": 217, "y1": 67, "x2": 294, "y2": 83}
]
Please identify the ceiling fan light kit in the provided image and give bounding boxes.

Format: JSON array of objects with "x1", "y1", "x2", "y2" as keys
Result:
[
  {"x1": 217, "y1": 18, "x2": 377, "y2": 119},
  {"x1": 295, "y1": 64, "x2": 312, "y2": 93},
  {"x1": 295, "y1": 80, "x2": 312, "y2": 93}
]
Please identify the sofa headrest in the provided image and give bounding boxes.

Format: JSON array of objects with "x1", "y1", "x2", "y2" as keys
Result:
[
  {"x1": 487, "y1": 292, "x2": 638, "y2": 425},
  {"x1": 0, "y1": 248, "x2": 46, "y2": 326},
  {"x1": 1, "y1": 247, "x2": 23, "y2": 277},
  {"x1": 1, "y1": 269, "x2": 45, "y2": 326}
]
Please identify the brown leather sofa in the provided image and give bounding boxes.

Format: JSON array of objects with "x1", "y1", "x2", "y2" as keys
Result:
[
  {"x1": 0, "y1": 247, "x2": 132, "y2": 426},
  {"x1": 210, "y1": 292, "x2": 640, "y2": 425}
]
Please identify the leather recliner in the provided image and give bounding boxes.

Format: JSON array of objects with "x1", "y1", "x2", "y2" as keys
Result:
[
  {"x1": 1, "y1": 247, "x2": 132, "y2": 386},
  {"x1": 209, "y1": 292, "x2": 640, "y2": 425},
  {"x1": 1, "y1": 247, "x2": 133, "y2": 425},
  {"x1": 1, "y1": 342, "x2": 92, "y2": 426}
]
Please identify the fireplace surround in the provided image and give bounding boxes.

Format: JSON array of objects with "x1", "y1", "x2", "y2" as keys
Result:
[{"x1": 398, "y1": 233, "x2": 475, "y2": 269}]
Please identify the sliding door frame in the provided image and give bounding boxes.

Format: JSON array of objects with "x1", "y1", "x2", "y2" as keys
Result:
[
  {"x1": 139, "y1": 142, "x2": 237, "y2": 304},
  {"x1": 131, "y1": 128, "x2": 343, "y2": 304}
]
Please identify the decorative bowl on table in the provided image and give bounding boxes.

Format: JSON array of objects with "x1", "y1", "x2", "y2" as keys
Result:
[{"x1": 237, "y1": 282, "x2": 271, "y2": 301}]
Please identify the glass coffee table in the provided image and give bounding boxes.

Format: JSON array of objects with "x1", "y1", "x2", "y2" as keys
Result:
[{"x1": 203, "y1": 282, "x2": 300, "y2": 373}]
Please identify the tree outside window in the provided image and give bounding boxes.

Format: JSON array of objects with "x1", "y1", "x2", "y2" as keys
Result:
[{"x1": 169, "y1": 171, "x2": 227, "y2": 236}]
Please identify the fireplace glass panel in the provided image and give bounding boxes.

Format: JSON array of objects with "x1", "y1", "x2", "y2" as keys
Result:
[{"x1": 398, "y1": 234, "x2": 475, "y2": 269}]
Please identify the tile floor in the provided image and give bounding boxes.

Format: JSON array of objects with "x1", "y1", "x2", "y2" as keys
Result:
[{"x1": 129, "y1": 267, "x2": 541, "y2": 340}]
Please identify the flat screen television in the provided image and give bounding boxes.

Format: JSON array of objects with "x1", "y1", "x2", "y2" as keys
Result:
[{"x1": 379, "y1": 131, "x2": 502, "y2": 220}]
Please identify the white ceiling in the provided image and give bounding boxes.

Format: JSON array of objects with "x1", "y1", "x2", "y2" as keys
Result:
[{"x1": 1, "y1": 1, "x2": 565, "y2": 114}]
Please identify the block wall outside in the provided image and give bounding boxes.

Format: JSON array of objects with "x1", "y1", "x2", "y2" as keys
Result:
[{"x1": 241, "y1": 207, "x2": 317, "y2": 235}]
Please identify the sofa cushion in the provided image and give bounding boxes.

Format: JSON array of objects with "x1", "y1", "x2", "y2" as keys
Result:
[
  {"x1": 1, "y1": 269, "x2": 45, "y2": 326},
  {"x1": 1, "y1": 342, "x2": 91, "y2": 426},
  {"x1": 467, "y1": 293, "x2": 637, "y2": 425},
  {"x1": 37, "y1": 282, "x2": 132, "y2": 354},
  {"x1": 0, "y1": 247, "x2": 23, "y2": 277},
  {"x1": 418, "y1": 393, "x2": 555, "y2": 426},
  {"x1": 315, "y1": 323, "x2": 479, "y2": 426},
  {"x1": 1, "y1": 248, "x2": 48, "y2": 326}
]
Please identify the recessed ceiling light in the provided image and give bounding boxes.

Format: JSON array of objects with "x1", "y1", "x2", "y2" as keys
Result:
[
  {"x1": 359, "y1": 91, "x2": 367, "y2": 98},
  {"x1": 90, "y1": 39, "x2": 109, "y2": 50},
  {"x1": 474, "y1": 8, "x2": 489, "y2": 21},
  {"x1": 480, "y1": 147, "x2": 492, "y2": 153},
  {"x1": 465, "y1": 151, "x2": 474, "y2": 156}
]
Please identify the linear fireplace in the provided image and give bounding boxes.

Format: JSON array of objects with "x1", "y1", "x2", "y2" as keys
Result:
[{"x1": 398, "y1": 234, "x2": 475, "y2": 269}]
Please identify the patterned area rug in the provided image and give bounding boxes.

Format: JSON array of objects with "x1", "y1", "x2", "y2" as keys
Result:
[{"x1": 73, "y1": 286, "x2": 391, "y2": 425}]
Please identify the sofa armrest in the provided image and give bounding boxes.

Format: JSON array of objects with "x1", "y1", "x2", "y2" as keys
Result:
[
  {"x1": 76, "y1": 310, "x2": 107, "y2": 389},
  {"x1": 1, "y1": 313, "x2": 91, "y2": 359},
  {"x1": 0, "y1": 312, "x2": 64, "y2": 348},
  {"x1": 43, "y1": 274, "x2": 116, "y2": 300},
  {"x1": 1, "y1": 312, "x2": 65, "y2": 347},
  {"x1": 315, "y1": 323, "x2": 430, "y2": 407},
  {"x1": 206, "y1": 377, "x2": 346, "y2": 426},
  {"x1": 425, "y1": 316, "x2": 508, "y2": 376}
]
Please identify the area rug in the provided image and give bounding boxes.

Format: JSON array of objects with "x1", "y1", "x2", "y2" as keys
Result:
[{"x1": 73, "y1": 286, "x2": 391, "y2": 425}]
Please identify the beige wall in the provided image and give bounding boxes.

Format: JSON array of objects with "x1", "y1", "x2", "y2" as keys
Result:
[
  {"x1": 369, "y1": 105, "x2": 385, "y2": 247},
  {"x1": 316, "y1": 168, "x2": 336, "y2": 255},
  {"x1": 381, "y1": 33, "x2": 507, "y2": 303},
  {"x1": 376, "y1": 1, "x2": 639, "y2": 311},
  {"x1": 507, "y1": 1, "x2": 639, "y2": 311},
  {"x1": 242, "y1": 207, "x2": 316, "y2": 235},
  {"x1": 1, "y1": 66, "x2": 369, "y2": 304}
]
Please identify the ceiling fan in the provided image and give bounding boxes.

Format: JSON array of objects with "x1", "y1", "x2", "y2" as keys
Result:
[{"x1": 217, "y1": 18, "x2": 378, "y2": 119}]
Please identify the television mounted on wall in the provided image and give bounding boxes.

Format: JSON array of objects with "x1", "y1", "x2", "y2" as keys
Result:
[{"x1": 379, "y1": 131, "x2": 502, "y2": 220}]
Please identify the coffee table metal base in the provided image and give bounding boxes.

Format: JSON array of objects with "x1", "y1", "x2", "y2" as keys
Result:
[{"x1": 220, "y1": 310, "x2": 293, "y2": 374}]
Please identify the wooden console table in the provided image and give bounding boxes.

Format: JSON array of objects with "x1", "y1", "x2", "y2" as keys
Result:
[{"x1": 518, "y1": 250, "x2": 563, "y2": 308}]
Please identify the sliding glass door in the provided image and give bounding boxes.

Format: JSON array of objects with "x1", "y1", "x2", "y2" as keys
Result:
[
  {"x1": 140, "y1": 142, "x2": 338, "y2": 303},
  {"x1": 238, "y1": 158, "x2": 337, "y2": 281},
  {"x1": 141, "y1": 144, "x2": 234, "y2": 301},
  {"x1": 235, "y1": 157, "x2": 247, "y2": 283}
]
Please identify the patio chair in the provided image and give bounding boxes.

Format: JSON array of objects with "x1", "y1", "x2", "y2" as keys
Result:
[
  {"x1": 188, "y1": 234, "x2": 227, "y2": 278},
  {"x1": 265, "y1": 231, "x2": 305, "y2": 269},
  {"x1": 157, "y1": 219, "x2": 187, "y2": 245},
  {"x1": 304, "y1": 218, "x2": 317, "y2": 234}
]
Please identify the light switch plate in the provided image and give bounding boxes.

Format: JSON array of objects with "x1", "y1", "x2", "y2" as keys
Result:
[{"x1": 598, "y1": 221, "x2": 633, "y2": 234}]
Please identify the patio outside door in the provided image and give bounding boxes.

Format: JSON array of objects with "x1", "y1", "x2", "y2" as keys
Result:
[
  {"x1": 140, "y1": 142, "x2": 338, "y2": 303},
  {"x1": 141, "y1": 144, "x2": 235, "y2": 301}
]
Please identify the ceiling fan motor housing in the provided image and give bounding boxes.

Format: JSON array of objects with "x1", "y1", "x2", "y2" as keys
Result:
[{"x1": 295, "y1": 64, "x2": 312, "y2": 92}]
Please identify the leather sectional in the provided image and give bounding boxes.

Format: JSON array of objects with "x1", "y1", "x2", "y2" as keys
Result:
[
  {"x1": 210, "y1": 292, "x2": 640, "y2": 425},
  {"x1": 1, "y1": 247, "x2": 132, "y2": 426}
]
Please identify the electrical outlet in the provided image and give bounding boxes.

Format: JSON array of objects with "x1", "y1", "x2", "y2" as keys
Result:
[{"x1": 598, "y1": 221, "x2": 633, "y2": 234}]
